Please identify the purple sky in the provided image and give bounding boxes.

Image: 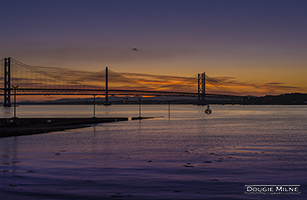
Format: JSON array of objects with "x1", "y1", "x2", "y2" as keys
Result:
[{"x1": 1, "y1": 0, "x2": 307, "y2": 95}]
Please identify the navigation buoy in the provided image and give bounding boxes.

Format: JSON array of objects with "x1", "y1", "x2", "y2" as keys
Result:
[{"x1": 205, "y1": 104, "x2": 212, "y2": 114}]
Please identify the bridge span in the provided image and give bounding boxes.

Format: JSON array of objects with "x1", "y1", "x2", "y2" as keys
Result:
[{"x1": 1, "y1": 57, "x2": 242, "y2": 107}]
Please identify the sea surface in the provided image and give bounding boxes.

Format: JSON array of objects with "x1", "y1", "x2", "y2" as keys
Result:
[{"x1": 0, "y1": 104, "x2": 306, "y2": 199}]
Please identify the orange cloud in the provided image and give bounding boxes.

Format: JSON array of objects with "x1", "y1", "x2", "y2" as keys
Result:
[{"x1": 3, "y1": 60, "x2": 306, "y2": 102}]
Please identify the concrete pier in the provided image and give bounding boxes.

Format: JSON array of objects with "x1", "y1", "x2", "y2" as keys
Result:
[{"x1": 0, "y1": 117, "x2": 128, "y2": 137}]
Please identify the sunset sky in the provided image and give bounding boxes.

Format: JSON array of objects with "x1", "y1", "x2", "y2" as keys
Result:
[{"x1": 1, "y1": 0, "x2": 307, "y2": 98}]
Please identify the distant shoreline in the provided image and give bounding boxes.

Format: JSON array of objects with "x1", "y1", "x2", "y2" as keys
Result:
[
  {"x1": 6, "y1": 92, "x2": 306, "y2": 105},
  {"x1": 7, "y1": 100, "x2": 242, "y2": 105}
]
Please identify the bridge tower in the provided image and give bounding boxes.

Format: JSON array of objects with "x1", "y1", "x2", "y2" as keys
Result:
[
  {"x1": 198, "y1": 72, "x2": 205, "y2": 104},
  {"x1": 105, "y1": 67, "x2": 109, "y2": 104},
  {"x1": 3, "y1": 57, "x2": 11, "y2": 107},
  {"x1": 104, "y1": 67, "x2": 111, "y2": 106}
]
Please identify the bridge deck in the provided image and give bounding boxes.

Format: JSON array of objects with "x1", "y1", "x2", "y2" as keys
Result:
[{"x1": 0, "y1": 88, "x2": 242, "y2": 98}]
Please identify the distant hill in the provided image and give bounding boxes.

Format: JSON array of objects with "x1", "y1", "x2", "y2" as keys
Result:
[
  {"x1": 15, "y1": 93, "x2": 307, "y2": 105},
  {"x1": 18, "y1": 96, "x2": 200, "y2": 105},
  {"x1": 245, "y1": 93, "x2": 307, "y2": 105}
]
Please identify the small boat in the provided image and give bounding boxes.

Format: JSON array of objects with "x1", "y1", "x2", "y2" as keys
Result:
[{"x1": 205, "y1": 104, "x2": 212, "y2": 114}]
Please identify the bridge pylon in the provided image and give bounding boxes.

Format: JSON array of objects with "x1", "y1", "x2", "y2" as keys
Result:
[
  {"x1": 3, "y1": 57, "x2": 11, "y2": 107},
  {"x1": 103, "y1": 67, "x2": 111, "y2": 106},
  {"x1": 198, "y1": 72, "x2": 206, "y2": 104}
]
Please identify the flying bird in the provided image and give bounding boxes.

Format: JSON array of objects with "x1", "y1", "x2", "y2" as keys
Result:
[{"x1": 132, "y1": 48, "x2": 138, "y2": 51}]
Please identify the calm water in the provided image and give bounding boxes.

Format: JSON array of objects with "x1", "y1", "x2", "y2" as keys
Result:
[{"x1": 0, "y1": 105, "x2": 307, "y2": 199}]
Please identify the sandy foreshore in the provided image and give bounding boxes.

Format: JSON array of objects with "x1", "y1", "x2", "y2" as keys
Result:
[{"x1": 0, "y1": 117, "x2": 128, "y2": 137}]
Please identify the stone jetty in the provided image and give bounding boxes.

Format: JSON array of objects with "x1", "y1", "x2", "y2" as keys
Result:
[{"x1": 0, "y1": 117, "x2": 128, "y2": 137}]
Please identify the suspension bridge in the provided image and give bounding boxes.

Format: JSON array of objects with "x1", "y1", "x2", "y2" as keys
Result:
[{"x1": 0, "y1": 57, "x2": 242, "y2": 107}]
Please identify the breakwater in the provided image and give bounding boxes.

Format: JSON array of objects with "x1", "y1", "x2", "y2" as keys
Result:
[{"x1": 0, "y1": 117, "x2": 128, "y2": 137}]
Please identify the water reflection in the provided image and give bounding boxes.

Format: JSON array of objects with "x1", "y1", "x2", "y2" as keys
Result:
[
  {"x1": 0, "y1": 105, "x2": 307, "y2": 200},
  {"x1": 0, "y1": 137, "x2": 18, "y2": 166},
  {"x1": 3, "y1": 107, "x2": 13, "y2": 118}
]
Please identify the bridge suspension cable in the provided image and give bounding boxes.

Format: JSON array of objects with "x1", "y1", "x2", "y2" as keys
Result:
[
  {"x1": 1, "y1": 57, "x2": 241, "y2": 107},
  {"x1": 205, "y1": 75, "x2": 237, "y2": 96},
  {"x1": 10, "y1": 58, "x2": 91, "y2": 90}
]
